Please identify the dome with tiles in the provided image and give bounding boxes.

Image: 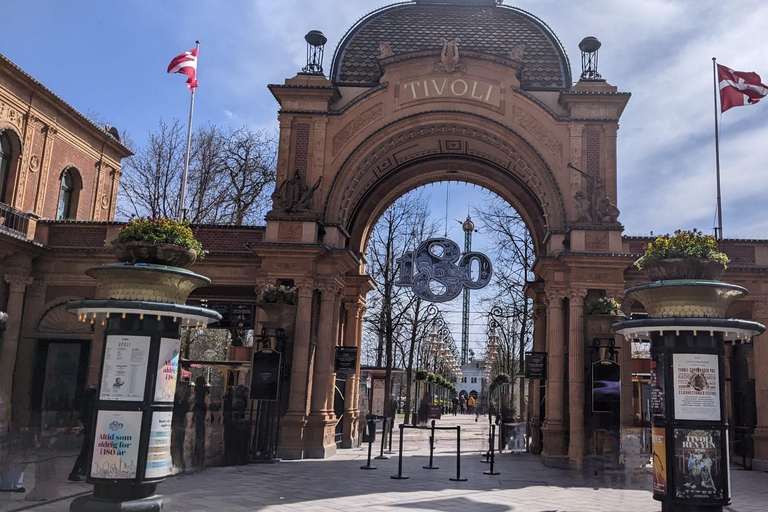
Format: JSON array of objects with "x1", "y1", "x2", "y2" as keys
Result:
[{"x1": 330, "y1": 0, "x2": 572, "y2": 90}]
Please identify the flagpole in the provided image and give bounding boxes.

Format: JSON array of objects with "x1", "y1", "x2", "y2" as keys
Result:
[
  {"x1": 178, "y1": 40, "x2": 200, "y2": 221},
  {"x1": 712, "y1": 57, "x2": 724, "y2": 242}
]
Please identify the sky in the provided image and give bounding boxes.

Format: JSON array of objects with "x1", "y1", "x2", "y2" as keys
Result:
[{"x1": 3, "y1": 0, "x2": 768, "y2": 355}]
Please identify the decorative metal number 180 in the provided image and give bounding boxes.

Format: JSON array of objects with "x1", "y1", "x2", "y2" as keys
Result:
[{"x1": 396, "y1": 238, "x2": 493, "y2": 303}]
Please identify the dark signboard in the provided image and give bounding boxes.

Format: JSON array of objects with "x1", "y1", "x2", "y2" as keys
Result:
[
  {"x1": 524, "y1": 352, "x2": 548, "y2": 380},
  {"x1": 428, "y1": 405, "x2": 442, "y2": 420},
  {"x1": 190, "y1": 302, "x2": 255, "y2": 330},
  {"x1": 593, "y1": 360, "x2": 621, "y2": 413},
  {"x1": 335, "y1": 347, "x2": 358, "y2": 374},
  {"x1": 250, "y1": 350, "x2": 282, "y2": 401},
  {"x1": 650, "y1": 353, "x2": 666, "y2": 422}
]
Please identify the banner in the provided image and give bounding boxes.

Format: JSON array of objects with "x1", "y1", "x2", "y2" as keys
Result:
[
  {"x1": 154, "y1": 338, "x2": 181, "y2": 402},
  {"x1": 652, "y1": 427, "x2": 668, "y2": 496},
  {"x1": 673, "y1": 354, "x2": 720, "y2": 421},
  {"x1": 674, "y1": 428, "x2": 725, "y2": 500},
  {"x1": 145, "y1": 411, "x2": 173, "y2": 479},
  {"x1": 91, "y1": 410, "x2": 142, "y2": 479},
  {"x1": 100, "y1": 335, "x2": 151, "y2": 401}
]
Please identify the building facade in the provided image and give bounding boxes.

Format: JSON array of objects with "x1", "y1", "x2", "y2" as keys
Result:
[{"x1": 2, "y1": 0, "x2": 768, "y2": 473}]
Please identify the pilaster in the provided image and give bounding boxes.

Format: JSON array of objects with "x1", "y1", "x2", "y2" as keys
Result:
[
  {"x1": 567, "y1": 287, "x2": 586, "y2": 469},
  {"x1": 751, "y1": 301, "x2": 768, "y2": 471},
  {"x1": 341, "y1": 298, "x2": 365, "y2": 449},
  {"x1": 542, "y1": 287, "x2": 567, "y2": 465},
  {"x1": 0, "y1": 274, "x2": 33, "y2": 433}
]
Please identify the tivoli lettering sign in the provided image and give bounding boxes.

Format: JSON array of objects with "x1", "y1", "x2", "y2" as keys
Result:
[{"x1": 399, "y1": 77, "x2": 501, "y2": 108}]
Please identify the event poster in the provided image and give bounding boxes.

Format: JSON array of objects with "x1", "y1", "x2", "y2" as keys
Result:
[
  {"x1": 673, "y1": 354, "x2": 720, "y2": 421},
  {"x1": 650, "y1": 354, "x2": 665, "y2": 422},
  {"x1": 674, "y1": 429, "x2": 726, "y2": 500},
  {"x1": 652, "y1": 427, "x2": 668, "y2": 496},
  {"x1": 100, "y1": 335, "x2": 151, "y2": 401},
  {"x1": 145, "y1": 411, "x2": 173, "y2": 479},
  {"x1": 154, "y1": 338, "x2": 181, "y2": 402},
  {"x1": 91, "y1": 410, "x2": 142, "y2": 479}
]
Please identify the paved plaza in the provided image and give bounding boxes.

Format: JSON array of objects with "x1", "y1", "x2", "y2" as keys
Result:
[{"x1": 2, "y1": 415, "x2": 766, "y2": 512}]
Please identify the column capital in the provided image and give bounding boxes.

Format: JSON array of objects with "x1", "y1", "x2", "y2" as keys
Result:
[
  {"x1": 4, "y1": 274, "x2": 33, "y2": 293},
  {"x1": 344, "y1": 298, "x2": 366, "y2": 317},
  {"x1": 544, "y1": 287, "x2": 566, "y2": 307},
  {"x1": 317, "y1": 280, "x2": 344, "y2": 298},
  {"x1": 294, "y1": 278, "x2": 316, "y2": 298},
  {"x1": 566, "y1": 287, "x2": 588, "y2": 304}
]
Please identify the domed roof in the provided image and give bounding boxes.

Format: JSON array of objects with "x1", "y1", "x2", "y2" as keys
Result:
[{"x1": 331, "y1": 1, "x2": 572, "y2": 90}]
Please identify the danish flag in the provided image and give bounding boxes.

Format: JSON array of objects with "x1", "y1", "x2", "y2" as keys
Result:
[
  {"x1": 167, "y1": 48, "x2": 199, "y2": 90},
  {"x1": 718, "y1": 64, "x2": 768, "y2": 112}
]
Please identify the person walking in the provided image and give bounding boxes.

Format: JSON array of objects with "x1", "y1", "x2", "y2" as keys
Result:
[{"x1": 69, "y1": 386, "x2": 98, "y2": 481}]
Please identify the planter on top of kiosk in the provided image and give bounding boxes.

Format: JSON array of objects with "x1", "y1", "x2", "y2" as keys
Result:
[
  {"x1": 613, "y1": 280, "x2": 764, "y2": 512},
  {"x1": 66, "y1": 263, "x2": 220, "y2": 512}
]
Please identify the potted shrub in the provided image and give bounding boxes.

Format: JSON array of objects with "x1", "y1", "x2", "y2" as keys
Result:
[
  {"x1": 635, "y1": 229, "x2": 729, "y2": 281},
  {"x1": 258, "y1": 284, "x2": 297, "y2": 329},
  {"x1": 113, "y1": 217, "x2": 205, "y2": 268},
  {"x1": 585, "y1": 297, "x2": 624, "y2": 317},
  {"x1": 415, "y1": 369, "x2": 429, "y2": 381}
]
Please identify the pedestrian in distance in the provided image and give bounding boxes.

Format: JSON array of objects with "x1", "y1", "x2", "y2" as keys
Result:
[{"x1": 69, "y1": 385, "x2": 98, "y2": 481}]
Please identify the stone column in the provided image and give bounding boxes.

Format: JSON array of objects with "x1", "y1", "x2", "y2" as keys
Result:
[
  {"x1": 542, "y1": 288, "x2": 567, "y2": 464},
  {"x1": 341, "y1": 299, "x2": 364, "y2": 448},
  {"x1": 529, "y1": 300, "x2": 547, "y2": 454},
  {"x1": 618, "y1": 294, "x2": 635, "y2": 429},
  {"x1": 306, "y1": 281, "x2": 342, "y2": 458},
  {"x1": 567, "y1": 288, "x2": 586, "y2": 469},
  {"x1": 278, "y1": 279, "x2": 314, "y2": 460},
  {"x1": 752, "y1": 301, "x2": 768, "y2": 471},
  {"x1": 0, "y1": 274, "x2": 32, "y2": 433}
]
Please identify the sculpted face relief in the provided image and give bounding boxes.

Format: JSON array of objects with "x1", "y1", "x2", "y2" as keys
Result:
[{"x1": 399, "y1": 77, "x2": 501, "y2": 107}]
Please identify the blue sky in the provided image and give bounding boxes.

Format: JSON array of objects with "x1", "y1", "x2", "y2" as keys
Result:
[
  {"x1": 3, "y1": 1, "x2": 768, "y2": 239},
  {"x1": 5, "y1": 0, "x2": 768, "y2": 355}
]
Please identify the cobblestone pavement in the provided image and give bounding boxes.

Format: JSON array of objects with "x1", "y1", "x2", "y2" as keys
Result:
[{"x1": 5, "y1": 414, "x2": 767, "y2": 512}]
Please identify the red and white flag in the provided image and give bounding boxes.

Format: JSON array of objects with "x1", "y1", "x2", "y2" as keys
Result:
[
  {"x1": 167, "y1": 48, "x2": 199, "y2": 90},
  {"x1": 718, "y1": 64, "x2": 768, "y2": 112}
]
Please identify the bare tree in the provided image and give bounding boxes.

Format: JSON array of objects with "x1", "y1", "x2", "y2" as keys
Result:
[
  {"x1": 363, "y1": 190, "x2": 438, "y2": 415},
  {"x1": 477, "y1": 193, "x2": 535, "y2": 420},
  {"x1": 118, "y1": 121, "x2": 277, "y2": 225}
]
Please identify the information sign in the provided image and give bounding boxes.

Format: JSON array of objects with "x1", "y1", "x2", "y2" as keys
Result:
[
  {"x1": 673, "y1": 353, "x2": 721, "y2": 421},
  {"x1": 100, "y1": 335, "x2": 150, "y2": 402},
  {"x1": 91, "y1": 410, "x2": 143, "y2": 479}
]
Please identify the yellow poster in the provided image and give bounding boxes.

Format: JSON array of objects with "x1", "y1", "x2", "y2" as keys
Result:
[{"x1": 652, "y1": 427, "x2": 667, "y2": 496}]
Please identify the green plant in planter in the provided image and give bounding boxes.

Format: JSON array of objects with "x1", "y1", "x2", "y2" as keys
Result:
[
  {"x1": 261, "y1": 285, "x2": 297, "y2": 305},
  {"x1": 426, "y1": 372, "x2": 436, "y2": 383},
  {"x1": 114, "y1": 217, "x2": 205, "y2": 257},
  {"x1": 585, "y1": 297, "x2": 624, "y2": 316},
  {"x1": 415, "y1": 369, "x2": 428, "y2": 381},
  {"x1": 635, "y1": 229, "x2": 729, "y2": 269}
]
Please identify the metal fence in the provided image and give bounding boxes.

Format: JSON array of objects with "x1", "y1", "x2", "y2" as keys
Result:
[{"x1": 0, "y1": 202, "x2": 30, "y2": 237}]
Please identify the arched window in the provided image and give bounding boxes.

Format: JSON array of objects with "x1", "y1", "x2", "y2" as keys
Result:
[
  {"x1": 56, "y1": 169, "x2": 80, "y2": 220},
  {"x1": 0, "y1": 133, "x2": 11, "y2": 204}
]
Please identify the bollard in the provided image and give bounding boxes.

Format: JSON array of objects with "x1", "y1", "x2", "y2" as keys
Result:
[
  {"x1": 483, "y1": 424, "x2": 500, "y2": 475},
  {"x1": 391, "y1": 423, "x2": 409, "y2": 480},
  {"x1": 360, "y1": 418, "x2": 377, "y2": 470},
  {"x1": 449, "y1": 425, "x2": 468, "y2": 482},
  {"x1": 498, "y1": 418, "x2": 503, "y2": 453},
  {"x1": 482, "y1": 414, "x2": 492, "y2": 462},
  {"x1": 385, "y1": 417, "x2": 396, "y2": 454},
  {"x1": 423, "y1": 419, "x2": 439, "y2": 470},
  {"x1": 375, "y1": 417, "x2": 389, "y2": 460}
]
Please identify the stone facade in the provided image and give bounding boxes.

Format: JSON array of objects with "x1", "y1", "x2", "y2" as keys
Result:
[{"x1": 3, "y1": 2, "x2": 768, "y2": 474}]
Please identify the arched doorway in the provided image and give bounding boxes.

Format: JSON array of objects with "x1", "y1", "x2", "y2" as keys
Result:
[{"x1": 253, "y1": 1, "x2": 633, "y2": 466}]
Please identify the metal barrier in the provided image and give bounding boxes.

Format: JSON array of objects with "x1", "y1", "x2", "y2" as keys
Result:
[
  {"x1": 375, "y1": 417, "x2": 389, "y2": 460},
  {"x1": 422, "y1": 420, "x2": 438, "y2": 470},
  {"x1": 390, "y1": 423, "x2": 466, "y2": 482},
  {"x1": 483, "y1": 424, "x2": 500, "y2": 476},
  {"x1": 360, "y1": 416, "x2": 378, "y2": 470}
]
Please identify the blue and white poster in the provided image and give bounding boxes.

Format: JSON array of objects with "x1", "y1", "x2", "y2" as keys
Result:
[
  {"x1": 154, "y1": 338, "x2": 181, "y2": 402},
  {"x1": 91, "y1": 410, "x2": 142, "y2": 479},
  {"x1": 145, "y1": 411, "x2": 173, "y2": 479}
]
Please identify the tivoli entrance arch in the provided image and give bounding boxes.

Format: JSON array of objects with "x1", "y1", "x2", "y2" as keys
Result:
[{"x1": 252, "y1": 0, "x2": 633, "y2": 468}]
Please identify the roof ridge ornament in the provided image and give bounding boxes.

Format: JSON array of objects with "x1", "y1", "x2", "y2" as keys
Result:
[{"x1": 435, "y1": 38, "x2": 467, "y2": 74}]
